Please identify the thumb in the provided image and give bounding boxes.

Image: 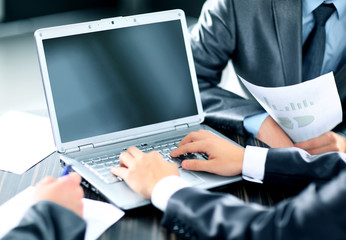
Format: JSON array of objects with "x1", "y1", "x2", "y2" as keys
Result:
[
  {"x1": 181, "y1": 159, "x2": 212, "y2": 172},
  {"x1": 36, "y1": 176, "x2": 56, "y2": 187},
  {"x1": 66, "y1": 172, "x2": 82, "y2": 184},
  {"x1": 111, "y1": 167, "x2": 128, "y2": 180}
]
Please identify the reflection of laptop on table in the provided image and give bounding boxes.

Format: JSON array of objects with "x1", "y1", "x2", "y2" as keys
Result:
[{"x1": 34, "y1": 9, "x2": 241, "y2": 210}]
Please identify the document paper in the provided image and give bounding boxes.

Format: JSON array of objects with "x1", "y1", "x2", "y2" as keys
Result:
[
  {"x1": 239, "y1": 72, "x2": 342, "y2": 142},
  {"x1": 0, "y1": 111, "x2": 55, "y2": 174}
]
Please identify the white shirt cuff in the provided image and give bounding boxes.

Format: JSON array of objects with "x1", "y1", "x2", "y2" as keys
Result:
[
  {"x1": 151, "y1": 175, "x2": 190, "y2": 212},
  {"x1": 242, "y1": 146, "x2": 268, "y2": 183}
]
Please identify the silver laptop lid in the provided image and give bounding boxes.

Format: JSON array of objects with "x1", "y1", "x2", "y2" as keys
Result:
[{"x1": 35, "y1": 10, "x2": 204, "y2": 153}]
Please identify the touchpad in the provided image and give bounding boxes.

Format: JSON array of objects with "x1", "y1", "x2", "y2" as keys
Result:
[{"x1": 179, "y1": 169, "x2": 204, "y2": 185}]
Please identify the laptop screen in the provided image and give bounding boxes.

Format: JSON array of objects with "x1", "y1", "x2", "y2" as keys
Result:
[{"x1": 42, "y1": 20, "x2": 198, "y2": 143}]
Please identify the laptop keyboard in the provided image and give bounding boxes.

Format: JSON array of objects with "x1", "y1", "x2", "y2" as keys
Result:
[{"x1": 80, "y1": 138, "x2": 208, "y2": 184}]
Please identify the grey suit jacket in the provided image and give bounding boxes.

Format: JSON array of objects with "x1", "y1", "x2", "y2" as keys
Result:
[
  {"x1": 2, "y1": 201, "x2": 86, "y2": 240},
  {"x1": 191, "y1": 0, "x2": 346, "y2": 137},
  {"x1": 161, "y1": 149, "x2": 346, "y2": 239}
]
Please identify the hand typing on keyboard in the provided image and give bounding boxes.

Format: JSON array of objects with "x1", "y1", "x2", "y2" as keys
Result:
[
  {"x1": 80, "y1": 138, "x2": 208, "y2": 184},
  {"x1": 110, "y1": 129, "x2": 245, "y2": 199},
  {"x1": 111, "y1": 146, "x2": 180, "y2": 199},
  {"x1": 170, "y1": 130, "x2": 244, "y2": 176}
]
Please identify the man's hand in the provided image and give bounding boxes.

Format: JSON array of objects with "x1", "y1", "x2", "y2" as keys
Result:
[
  {"x1": 170, "y1": 130, "x2": 245, "y2": 176},
  {"x1": 111, "y1": 147, "x2": 179, "y2": 199},
  {"x1": 294, "y1": 131, "x2": 346, "y2": 155},
  {"x1": 257, "y1": 116, "x2": 294, "y2": 148},
  {"x1": 33, "y1": 173, "x2": 84, "y2": 217}
]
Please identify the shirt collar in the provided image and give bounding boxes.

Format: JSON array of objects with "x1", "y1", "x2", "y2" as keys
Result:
[{"x1": 303, "y1": 0, "x2": 345, "y2": 19}]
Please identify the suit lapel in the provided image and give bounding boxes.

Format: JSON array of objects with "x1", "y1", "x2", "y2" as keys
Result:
[{"x1": 272, "y1": 0, "x2": 302, "y2": 85}]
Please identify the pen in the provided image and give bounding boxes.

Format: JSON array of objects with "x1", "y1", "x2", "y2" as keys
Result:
[{"x1": 60, "y1": 164, "x2": 72, "y2": 177}]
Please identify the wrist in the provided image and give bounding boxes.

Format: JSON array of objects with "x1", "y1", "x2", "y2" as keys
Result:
[{"x1": 257, "y1": 116, "x2": 293, "y2": 147}]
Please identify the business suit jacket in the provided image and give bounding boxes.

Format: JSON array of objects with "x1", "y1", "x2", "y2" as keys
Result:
[
  {"x1": 191, "y1": 0, "x2": 346, "y2": 137},
  {"x1": 161, "y1": 149, "x2": 346, "y2": 239},
  {"x1": 2, "y1": 201, "x2": 86, "y2": 240}
]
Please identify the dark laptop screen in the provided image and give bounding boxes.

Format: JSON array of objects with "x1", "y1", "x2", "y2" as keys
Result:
[{"x1": 43, "y1": 20, "x2": 198, "y2": 143}]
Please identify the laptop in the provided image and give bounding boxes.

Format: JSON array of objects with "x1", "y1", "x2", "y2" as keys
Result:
[{"x1": 34, "y1": 9, "x2": 241, "y2": 209}]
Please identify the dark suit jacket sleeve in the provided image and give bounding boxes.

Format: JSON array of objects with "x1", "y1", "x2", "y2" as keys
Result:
[
  {"x1": 190, "y1": 0, "x2": 266, "y2": 136},
  {"x1": 263, "y1": 148, "x2": 346, "y2": 190},
  {"x1": 162, "y1": 165, "x2": 346, "y2": 239},
  {"x1": 2, "y1": 201, "x2": 86, "y2": 240}
]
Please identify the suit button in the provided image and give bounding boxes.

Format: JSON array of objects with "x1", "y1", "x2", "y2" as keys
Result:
[
  {"x1": 185, "y1": 232, "x2": 191, "y2": 238},
  {"x1": 173, "y1": 225, "x2": 179, "y2": 231}
]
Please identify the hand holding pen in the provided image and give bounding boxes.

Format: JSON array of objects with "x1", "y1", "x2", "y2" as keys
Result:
[{"x1": 32, "y1": 167, "x2": 84, "y2": 217}]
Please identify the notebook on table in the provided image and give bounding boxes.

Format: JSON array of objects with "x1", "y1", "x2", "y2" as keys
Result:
[{"x1": 34, "y1": 9, "x2": 241, "y2": 210}]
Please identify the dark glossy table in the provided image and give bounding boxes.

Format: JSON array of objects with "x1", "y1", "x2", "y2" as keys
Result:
[{"x1": 0, "y1": 136, "x2": 295, "y2": 240}]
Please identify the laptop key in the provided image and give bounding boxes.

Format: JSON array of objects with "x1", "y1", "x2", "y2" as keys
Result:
[{"x1": 170, "y1": 153, "x2": 208, "y2": 168}]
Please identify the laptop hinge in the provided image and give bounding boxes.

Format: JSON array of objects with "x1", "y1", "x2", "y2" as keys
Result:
[
  {"x1": 78, "y1": 143, "x2": 95, "y2": 151},
  {"x1": 175, "y1": 123, "x2": 189, "y2": 130}
]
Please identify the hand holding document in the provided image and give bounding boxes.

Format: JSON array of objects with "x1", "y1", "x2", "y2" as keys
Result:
[{"x1": 239, "y1": 72, "x2": 342, "y2": 143}]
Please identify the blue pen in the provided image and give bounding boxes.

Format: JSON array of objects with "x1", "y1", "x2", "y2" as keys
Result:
[{"x1": 61, "y1": 164, "x2": 72, "y2": 177}]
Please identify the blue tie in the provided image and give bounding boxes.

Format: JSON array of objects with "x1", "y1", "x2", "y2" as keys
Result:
[{"x1": 302, "y1": 3, "x2": 336, "y2": 81}]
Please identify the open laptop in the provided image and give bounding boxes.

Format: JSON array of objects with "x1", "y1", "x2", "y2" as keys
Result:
[{"x1": 34, "y1": 9, "x2": 241, "y2": 210}]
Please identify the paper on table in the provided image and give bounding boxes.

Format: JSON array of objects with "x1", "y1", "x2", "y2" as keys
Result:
[
  {"x1": 0, "y1": 111, "x2": 55, "y2": 174},
  {"x1": 0, "y1": 186, "x2": 125, "y2": 240},
  {"x1": 83, "y1": 198, "x2": 124, "y2": 240},
  {"x1": 0, "y1": 187, "x2": 35, "y2": 238},
  {"x1": 239, "y1": 72, "x2": 342, "y2": 142}
]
